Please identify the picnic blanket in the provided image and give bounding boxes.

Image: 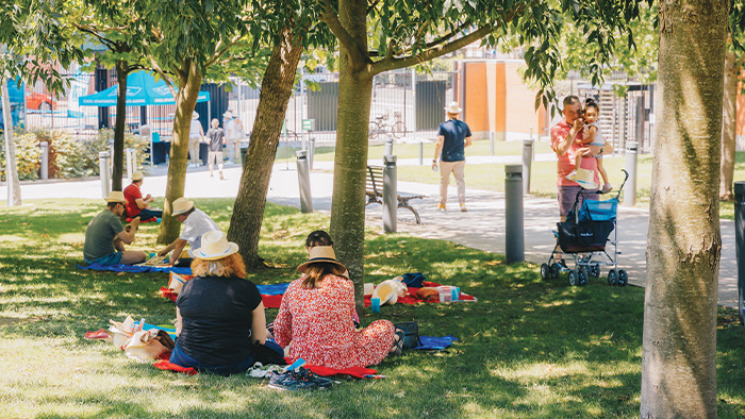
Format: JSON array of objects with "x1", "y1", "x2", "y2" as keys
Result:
[
  {"x1": 363, "y1": 281, "x2": 476, "y2": 307},
  {"x1": 415, "y1": 335, "x2": 459, "y2": 351},
  {"x1": 153, "y1": 357, "x2": 377, "y2": 379},
  {"x1": 161, "y1": 282, "x2": 290, "y2": 307},
  {"x1": 77, "y1": 263, "x2": 192, "y2": 275}
]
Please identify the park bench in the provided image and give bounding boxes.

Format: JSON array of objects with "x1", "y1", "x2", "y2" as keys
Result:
[{"x1": 365, "y1": 165, "x2": 425, "y2": 224}]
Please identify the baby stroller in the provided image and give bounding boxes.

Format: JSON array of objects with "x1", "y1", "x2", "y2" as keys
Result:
[{"x1": 541, "y1": 170, "x2": 629, "y2": 286}]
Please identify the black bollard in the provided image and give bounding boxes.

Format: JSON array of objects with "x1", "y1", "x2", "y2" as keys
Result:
[
  {"x1": 736, "y1": 181, "x2": 745, "y2": 324},
  {"x1": 624, "y1": 141, "x2": 638, "y2": 206},
  {"x1": 505, "y1": 164, "x2": 524, "y2": 263}
]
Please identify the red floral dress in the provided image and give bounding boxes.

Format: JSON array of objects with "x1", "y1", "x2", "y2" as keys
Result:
[{"x1": 274, "y1": 275, "x2": 395, "y2": 369}]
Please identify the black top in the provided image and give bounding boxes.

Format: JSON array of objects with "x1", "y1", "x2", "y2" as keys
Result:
[
  {"x1": 206, "y1": 127, "x2": 225, "y2": 152},
  {"x1": 176, "y1": 275, "x2": 262, "y2": 366}
]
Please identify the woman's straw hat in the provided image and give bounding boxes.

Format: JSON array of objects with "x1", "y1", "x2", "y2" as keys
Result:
[
  {"x1": 444, "y1": 101, "x2": 462, "y2": 114},
  {"x1": 192, "y1": 112, "x2": 199, "y2": 119},
  {"x1": 171, "y1": 198, "x2": 194, "y2": 216},
  {"x1": 193, "y1": 231, "x2": 239, "y2": 261},
  {"x1": 573, "y1": 168, "x2": 599, "y2": 190},
  {"x1": 297, "y1": 246, "x2": 346, "y2": 274},
  {"x1": 131, "y1": 172, "x2": 144, "y2": 181},
  {"x1": 104, "y1": 191, "x2": 127, "y2": 204}
]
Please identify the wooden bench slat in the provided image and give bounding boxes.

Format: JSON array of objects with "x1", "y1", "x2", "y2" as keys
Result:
[{"x1": 365, "y1": 165, "x2": 424, "y2": 224}]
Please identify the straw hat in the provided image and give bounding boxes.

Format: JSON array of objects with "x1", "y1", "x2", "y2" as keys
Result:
[
  {"x1": 573, "y1": 168, "x2": 599, "y2": 190},
  {"x1": 297, "y1": 246, "x2": 346, "y2": 274},
  {"x1": 444, "y1": 101, "x2": 462, "y2": 114},
  {"x1": 131, "y1": 172, "x2": 144, "y2": 181},
  {"x1": 192, "y1": 112, "x2": 199, "y2": 119},
  {"x1": 193, "y1": 231, "x2": 239, "y2": 261},
  {"x1": 171, "y1": 197, "x2": 194, "y2": 216},
  {"x1": 104, "y1": 191, "x2": 127, "y2": 204},
  {"x1": 223, "y1": 110, "x2": 234, "y2": 119}
]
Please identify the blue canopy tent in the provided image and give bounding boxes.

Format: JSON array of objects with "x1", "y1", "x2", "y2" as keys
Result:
[
  {"x1": 78, "y1": 71, "x2": 211, "y2": 166},
  {"x1": 78, "y1": 71, "x2": 210, "y2": 106}
]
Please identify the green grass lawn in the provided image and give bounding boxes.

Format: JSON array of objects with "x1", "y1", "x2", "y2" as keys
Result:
[{"x1": 1, "y1": 199, "x2": 745, "y2": 418}]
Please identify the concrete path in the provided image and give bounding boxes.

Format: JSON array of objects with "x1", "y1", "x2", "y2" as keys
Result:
[{"x1": 2, "y1": 159, "x2": 739, "y2": 308}]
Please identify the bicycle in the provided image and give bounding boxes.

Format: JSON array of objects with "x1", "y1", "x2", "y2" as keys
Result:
[{"x1": 368, "y1": 111, "x2": 405, "y2": 139}]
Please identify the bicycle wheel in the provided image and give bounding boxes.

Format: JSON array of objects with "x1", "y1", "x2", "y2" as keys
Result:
[
  {"x1": 368, "y1": 122, "x2": 379, "y2": 139},
  {"x1": 391, "y1": 121, "x2": 405, "y2": 139}
]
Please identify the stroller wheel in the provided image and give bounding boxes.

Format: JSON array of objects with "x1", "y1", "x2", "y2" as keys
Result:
[
  {"x1": 578, "y1": 269, "x2": 588, "y2": 286},
  {"x1": 568, "y1": 270, "x2": 579, "y2": 286},
  {"x1": 540, "y1": 263, "x2": 550, "y2": 280},
  {"x1": 607, "y1": 269, "x2": 618, "y2": 286},
  {"x1": 618, "y1": 270, "x2": 628, "y2": 287},
  {"x1": 591, "y1": 264, "x2": 600, "y2": 278},
  {"x1": 550, "y1": 263, "x2": 561, "y2": 279}
]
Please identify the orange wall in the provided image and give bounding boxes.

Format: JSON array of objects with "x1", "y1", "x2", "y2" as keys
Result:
[
  {"x1": 737, "y1": 77, "x2": 745, "y2": 136},
  {"x1": 462, "y1": 60, "x2": 547, "y2": 139}
]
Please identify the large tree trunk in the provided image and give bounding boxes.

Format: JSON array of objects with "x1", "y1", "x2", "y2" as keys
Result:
[
  {"x1": 157, "y1": 60, "x2": 202, "y2": 244},
  {"x1": 329, "y1": 0, "x2": 372, "y2": 316},
  {"x1": 640, "y1": 1, "x2": 727, "y2": 418},
  {"x1": 1, "y1": 71, "x2": 20, "y2": 206},
  {"x1": 227, "y1": 29, "x2": 303, "y2": 270},
  {"x1": 720, "y1": 49, "x2": 737, "y2": 201},
  {"x1": 112, "y1": 60, "x2": 128, "y2": 192}
]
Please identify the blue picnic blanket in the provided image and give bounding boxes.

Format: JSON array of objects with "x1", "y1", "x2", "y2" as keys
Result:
[
  {"x1": 256, "y1": 282, "x2": 290, "y2": 296},
  {"x1": 414, "y1": 335, "x2": 459, "y2": 351},
  {"x1": 77, "y1": 263, "x2": 193, "y2": 275}
]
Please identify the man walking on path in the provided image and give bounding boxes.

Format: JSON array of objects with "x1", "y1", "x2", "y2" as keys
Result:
[
  {"x1": 550, "y1": 95, "x2": 600, "y2": 222},
  {"x1": 206, "y1": 119, "x2": 226, "y2": 180},
  {"x1": 432, "y1": 101, "x2": 472, "y2": 212},
  {"x1": 83, "y1": 191, "x2": 147, "y2": 266}
]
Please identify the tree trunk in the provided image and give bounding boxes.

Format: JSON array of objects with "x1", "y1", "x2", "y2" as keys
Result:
[
  {"x1": 112, "y1": 60, "x2": 128, "y2": 191},
  {"x1": 227, "y1": 29, "x2": 303, "y2": 270},
  {"x1": 720, "y1": 50, "x2": 737, "y2": 201},
  {"x1": 1, "y1": 71, "x2": 20, "y2": 206},
  {"x1": 157, "y1": 60, "x2": 202, "y2": 244},
  {"x1": 329, "y1": 0, "x2": 372, "y2": 316},
  {"x1": 640, "y1": 1, "x2": 727, "y2": 418}
]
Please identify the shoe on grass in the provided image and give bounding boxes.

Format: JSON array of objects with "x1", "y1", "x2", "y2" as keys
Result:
[{"x1": 557, "y1": 259, "x2": 570, "y2": 272}]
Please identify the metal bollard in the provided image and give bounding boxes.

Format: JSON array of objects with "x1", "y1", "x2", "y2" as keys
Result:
[
  {"x1": 40, "y1": 141, "x2": 49, "y2": 180},
  {"x1": 735, "y1": 181, "x2": 745, "y2": 324},
  {"x1": 522, "y1": 139, "x2": 534, "y2": 195},
  {"x1": 384, "y1": 137, "x2": 394, "y2": 157},
  {"x1": 309, "y1": 137, "x2": 315, "y2": 170},
  {"x1": 419, "y1": 141, "x2": 424, "y2": 166},
  {"x1": 623, "y1": 141, "x2": 638, "y2": 207},
  {"x1": 383, "y1": 155, "x2": 398, "y2": 233},
  {"x1": 99, "y1": 151, "x2": 111, "y2": 198},
  {"x1": 296, "y1": 150, "x2": 313, "y2": 213},
  {"x1": 505, "y1": 164, "x2": 524, "y2": 264},
  {"x1": 125, "y1": 148, "x2": 135, "y2": 180}
]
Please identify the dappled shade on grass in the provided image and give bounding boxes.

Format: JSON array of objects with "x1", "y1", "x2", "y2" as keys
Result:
[{"x1": 0, "y1": 199, "x2": 744, "y2": 417}]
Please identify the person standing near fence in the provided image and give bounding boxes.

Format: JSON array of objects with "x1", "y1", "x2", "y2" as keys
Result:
[
  {"x1": 432, "y1": 101, "x2": 472, "y2": 212},
  {"x1": 206, "y1": 119, "x2": 226, "y2": 180},
  {"x1": 188, "y1": 112, "x2": 205, "y2": 168},
  {"x1": 223, "y1": 110, "x2": 237, "y2": 164}
]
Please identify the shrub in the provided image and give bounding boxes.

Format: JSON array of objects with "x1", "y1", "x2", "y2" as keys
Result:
[
  {"x1": 0, "y1": 132, "x2": 42, "y2": 181},
  {"x1": 79, "y1": 129, "x2": 151, "y2": 177}
]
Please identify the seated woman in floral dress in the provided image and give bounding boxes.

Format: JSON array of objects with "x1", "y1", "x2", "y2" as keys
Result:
[{"x1": 273, "y1": 246, "x2": 401, "y2": 369}]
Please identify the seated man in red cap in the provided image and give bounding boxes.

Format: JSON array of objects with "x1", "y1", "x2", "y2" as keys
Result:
[
  {"x1": 123, "y1": 172, "x2": 162, "y2": 221},
  {"x1": 83, "y1": 191, "x2": 147, "y2": 266}
]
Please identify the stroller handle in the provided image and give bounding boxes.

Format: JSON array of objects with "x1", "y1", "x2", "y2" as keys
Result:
[{"x1": 615, "y1": 169, "x2": 630, "y2": 200}]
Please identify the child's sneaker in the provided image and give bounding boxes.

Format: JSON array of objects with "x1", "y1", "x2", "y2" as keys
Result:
[
  {"x1": 565, "y1": 170, "x2": 577, "y2": 182},
  {"x1": 602, "y1": 183, "x2": 613, "y2": 193},
  {"x1": 437, "y1": 203, "x2": 446, "y2": 212}
]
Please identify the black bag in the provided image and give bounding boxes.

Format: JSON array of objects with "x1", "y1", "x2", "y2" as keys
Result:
[
  {"x1": 557, "y1": 219, "x2": 614, "y2": 253},
  {"x1": 394, "y1": 322, "x2": 420, "y2": 350}
]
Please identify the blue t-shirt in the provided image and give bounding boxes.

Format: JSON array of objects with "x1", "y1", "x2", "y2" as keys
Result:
[{"x1": 437, "y1": 119, "x2": 471, "y2": 162}]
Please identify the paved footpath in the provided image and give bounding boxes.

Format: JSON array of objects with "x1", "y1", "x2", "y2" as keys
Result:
[{"x1": 2, "y1": 158, "x2": 739, "y2": 308}]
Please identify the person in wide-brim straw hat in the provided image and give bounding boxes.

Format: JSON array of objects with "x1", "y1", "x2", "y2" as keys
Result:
[
  {"x1": 169, "y1": 230, "x2": 284, "y2": 375},
  {"x1": 157, "y1": 197, "x2": 219, "y2": 267},
  {"x1": 123, "y1": 172, "x2": 162, "y2": 221},
  {"x1": 272, "y1": 243, "x2": 403, "y2": 370},
  {"x1": 82, "y1": 191, "x2": 146, "y2": 266}
]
